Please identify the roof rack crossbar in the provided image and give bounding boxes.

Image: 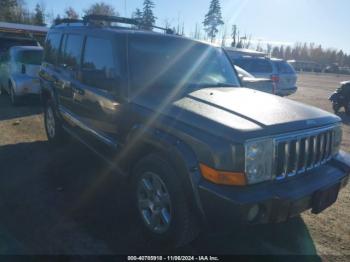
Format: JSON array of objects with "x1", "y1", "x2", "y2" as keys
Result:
[
  {"x1": 83, "y1": 15, "x2": 174, "y2": 34},
  {"x1": 54, "y1": 18, "x2": 85, "y2": 26}
]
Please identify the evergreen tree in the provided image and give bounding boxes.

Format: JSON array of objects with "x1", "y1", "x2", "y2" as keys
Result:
[
  {"x1": 132, "y1": 8, "x2": 142, "y2": 21},
  {"x1": 33, "y1": 3, "x2": 45, "y2": 26},
  {"x1": 132, "y1": 8, "x2": 142, "y2": 28},
  {"x1": 142, "y1": 0, "x2": 156, "y2": 31},
  {"x1": 84, "y1": 2, "x2": 118, "y2": 16},
  {"x1": 231, "y1": 24, "x2": 237, "y2": 47},
  {"x1": 203, "y1": 0, "x2": 224, "y2": 42},
  {"x1": 0, "y1": 0, "x2": 20, "y2": 22},
  {"x1": 53, "y1": 14, "x2": 62, "y2": 25},
  {"x1": 65, "y1": 7, "x2": 79, "y2": 20}
]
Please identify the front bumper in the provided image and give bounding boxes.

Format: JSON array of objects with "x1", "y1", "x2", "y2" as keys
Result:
[
  {"x1": 198, "y1": 151, "x2": 350, "y2": 228},
  {"x1": 13, "y1": 77, "x2": 41, "y2": 96}
]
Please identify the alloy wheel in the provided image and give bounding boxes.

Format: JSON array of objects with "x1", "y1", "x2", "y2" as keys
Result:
[
  {"x1": 46, "y1": 106, "x2": 56, "y2": 139},
  {"x1": 137, "y1": 172, "x2": 172, "y2": 234}
]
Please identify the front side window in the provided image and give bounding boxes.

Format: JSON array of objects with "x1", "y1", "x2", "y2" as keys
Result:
[
  {"x1": 43, "y1": 33, "x2": 62, "y2": 64},
  {"x1": 129, "y1": 36, "x2": 239, "y2": 98},
  {"x1": 59, "y1": 34, "x2": 83, "y2": 70},
  {"x1": 81, "y1": 37, "x2": 117, "y2": 91}
]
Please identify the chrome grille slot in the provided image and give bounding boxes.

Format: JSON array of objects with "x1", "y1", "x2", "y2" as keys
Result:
[{"x1": 274, "y1": 127, "x2": 335, "y2": 180}]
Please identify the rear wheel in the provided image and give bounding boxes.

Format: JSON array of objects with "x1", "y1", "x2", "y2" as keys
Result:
[
  {"x1": 132, "y1": 154, "x2": 200, "y2": 248},
  {"x1": 9, "y1": 84, "x2": 19, "y2": 106},
  {"x1": 345, "y1": 101, "x2": 350, "y2": 116},
  {"x1": 44, "y1": 100, "x2": 66, "y2": 145},
  {"x1": 332, "y1": 103, "x2": 340, "y2": 114}
]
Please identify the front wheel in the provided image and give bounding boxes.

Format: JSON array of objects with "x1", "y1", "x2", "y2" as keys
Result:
[
  {"x1": 132, "y1": 154, "x2": 200, "y2": 248},
  {"x1": 44, "y1": 101, "x2": 66, "y2": 145}
]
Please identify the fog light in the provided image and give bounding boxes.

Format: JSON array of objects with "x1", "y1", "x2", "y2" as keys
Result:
[{"x1": 247, "y1": 204, "x2": 260, "y2": 222}]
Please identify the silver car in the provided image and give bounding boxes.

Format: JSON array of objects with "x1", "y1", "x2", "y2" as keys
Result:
[
  {"x1": 235, "y1": 65, "x2": 274, "y2": 94},
  {"x1": 0, "y1": 46, "x2": 43, "y2": 105},
  {"x1": 225, "y1": 49, "x2": 298, "y2": 96}
]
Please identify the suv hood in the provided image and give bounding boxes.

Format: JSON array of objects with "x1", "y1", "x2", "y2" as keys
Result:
[{"x1": 136, "y1": 88, "x2": 340, "y2": 141}]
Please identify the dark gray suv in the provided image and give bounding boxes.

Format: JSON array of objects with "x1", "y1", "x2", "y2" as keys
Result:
[{"x1": 39, "y1": 15, "x2": 350, "y2": 248}]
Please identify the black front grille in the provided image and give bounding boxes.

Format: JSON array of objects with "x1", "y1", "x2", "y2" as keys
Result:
[{"x1": 274, "y1": 128, "x2": 334, "y2": 180}]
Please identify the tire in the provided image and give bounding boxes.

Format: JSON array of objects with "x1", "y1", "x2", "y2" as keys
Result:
[
  {"x1": 345, "y1": 101, "x2": 350, "y2": 116},
  {"x1": 332, "y1": 103, "x2": 340, "y2": 114},
  {"x1": 9, "y1": 84, "x2": 20, "y2": 106},
  {"x1": 44, "y1": 100, "x2": 66, "y2": 145},
  {"x1": 131, "y1": 154, "x2": 200, "y2": 248}
]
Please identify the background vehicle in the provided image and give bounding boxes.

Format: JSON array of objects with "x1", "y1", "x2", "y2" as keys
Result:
[
  {"x1": 329, "y1": 81, "x2": 350, "y2": 114},
  {"x1": 40, "y1": 15, "x2": 349, "y2": 249},
  {"x1": 288, "y1": 60, "x2": 323, "y2": 73},
  {"x1": 0, "y1": 46, "x2": 43, "y2": 105},
  {"x1": 225, "y1": 48, "x2": 298, "y2": 96},
  {"x1": 235, "y1": 65, "x2": 274, "y2": 94}
]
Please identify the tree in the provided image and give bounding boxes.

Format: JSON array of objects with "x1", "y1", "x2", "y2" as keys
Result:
[
  {"x1": 33, "y1": 3, "x2": 45, "y2": 26},
  {"x1": 131, "y1": 8, "x2": 142, "y2": 29},
  {"x1": 0, "y1": 0, "x2": 20, "y2": 22},
  {"x1": 132, "y1": 8, "x2": 142, "y2": 21},
  {"x1": 203, "y1": 0, "x2": 224, "y2": 42},
  {"x1": 53, "y1": 14, "x2": 62, "y2": 25},
  {"x1": 142, "y1": 0, "x2": 156, "y2": 30},
  {"x1": 84, "y1": 2, "x2": 118, "y2": 16},
  {"x1": 231, "y1": 24, "x2": 237, "y2": 47},
  {"x1": 65, "y1": 7, "x2": 79, "y2": 19}
]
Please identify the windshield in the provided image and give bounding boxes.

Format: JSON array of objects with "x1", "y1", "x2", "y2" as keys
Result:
[
  {"x1": 15, "y1": 50, "x2": 43, "y2": 65},
  {"x1": 129, "y1": 35, "x2": 240, "y2": 97}
]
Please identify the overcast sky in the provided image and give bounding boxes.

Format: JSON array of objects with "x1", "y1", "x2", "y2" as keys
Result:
[{"x1": 26, "y1": 0, "x2": 350, "y2": 53}]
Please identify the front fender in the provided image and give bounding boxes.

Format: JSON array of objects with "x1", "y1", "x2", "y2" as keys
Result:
[{"x1": 125, "y1": 125, "x2": 206, "y2": 221}]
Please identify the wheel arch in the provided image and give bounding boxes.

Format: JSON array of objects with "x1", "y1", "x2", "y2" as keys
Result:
[{"x1": 123, "y1": 125, "x2": 206, "y2": 223}]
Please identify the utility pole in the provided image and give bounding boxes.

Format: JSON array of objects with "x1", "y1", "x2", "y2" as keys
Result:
[{"x1": 124, "y1": 0, "x2": 127, "y2": 17}]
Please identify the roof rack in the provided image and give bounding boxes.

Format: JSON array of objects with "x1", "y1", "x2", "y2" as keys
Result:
[{"x1": 83, "y1": 15, "x2": 174, "y2": 34}]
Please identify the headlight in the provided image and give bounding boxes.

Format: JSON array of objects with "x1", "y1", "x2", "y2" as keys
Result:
[
  {"x1": 332, "y1": 125, "x2": 342, "y2": 155},
  {"x1": 245, "y1": 139, "x2": 274, "y2": 184}
]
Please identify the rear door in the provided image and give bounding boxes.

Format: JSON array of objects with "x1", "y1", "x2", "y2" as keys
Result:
[
  {"x1": 69, "y1": 34, "x2": 127, "y2": 148},
  {"x1": 55, "y1": 33, "x2": 84, "y2": 114}
]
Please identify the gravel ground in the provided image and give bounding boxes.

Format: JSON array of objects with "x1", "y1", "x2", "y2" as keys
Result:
[{"x1": 0, "y1": 73, "x2": 349, "y2": 259}]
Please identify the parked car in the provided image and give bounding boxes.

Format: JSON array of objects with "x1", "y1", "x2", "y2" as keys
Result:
[
  {"x1": 0, "y1": 46, "x2": 43, "y2": 105},
  {"x1": 39, "y1": 15, "x2": 350, "y2": 248},
  {"x1": 224, "y1": 48, "x2": 298, "y2": 96},
  {"x1": 329, "y1": 81, "x2": 350, "y2": 115},
  {"x1": 235, "y1": 65, "x2": 274, "y2": 94}
]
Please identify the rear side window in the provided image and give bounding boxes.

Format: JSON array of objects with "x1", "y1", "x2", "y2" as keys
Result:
[
  {"x1": 274, "y1": 61, "x2": 295, "y2": 74},
  {"x1": 81, "y1": 37, "x2": 117, "y2": 91},
  {"x1": 59, "y1": 34, "x2": 83, "y2": 70},
  {"x1": 235, "y1": 58, "x2": 273, "y2": 74},
  {"x1": 43, "y1": 33, "x2": 62, "y2": 64}
]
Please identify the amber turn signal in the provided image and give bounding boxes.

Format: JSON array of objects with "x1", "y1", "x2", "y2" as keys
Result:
[{"x1": 199, "y1": 164, "x2": 247, "y2": 186}]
